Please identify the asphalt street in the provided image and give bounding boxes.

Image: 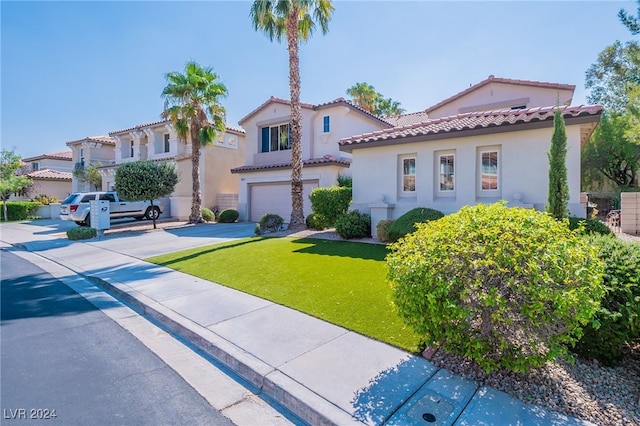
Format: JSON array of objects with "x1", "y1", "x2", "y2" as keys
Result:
[{"x1": 0, "y1": 248, "x2": 234, "y2": 426}]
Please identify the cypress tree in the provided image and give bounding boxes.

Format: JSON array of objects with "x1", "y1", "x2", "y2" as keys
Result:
[{"x1": 547, "y1": 108, "x2": 570, "y2": 220}]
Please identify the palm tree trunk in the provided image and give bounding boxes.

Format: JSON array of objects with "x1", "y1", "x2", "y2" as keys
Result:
[
  {"x1": 287, "y1": 6, "x2": 305, "y2": 229},
  {"x1": 190, "y1": 128, "x2": 204, "y2": 224}
]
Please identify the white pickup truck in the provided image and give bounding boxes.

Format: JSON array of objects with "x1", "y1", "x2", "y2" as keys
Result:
[{"x1": 60, "y1": 191, "x2": 161, "y2": 227}]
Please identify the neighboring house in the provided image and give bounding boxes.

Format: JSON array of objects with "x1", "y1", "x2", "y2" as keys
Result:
[
  {"x1": 107, "y1": 119, "x2": 246, "y2": 219},
  {"x1": 339, "y1": 76, "x2": 603, "y2": 237},
  {"x1": 66, "y1": 136, "x2": 116, "y2": 192},
  {"x1": 231, "y1": 96, "x2": 390, "y2": 222},
  {"x1": 20, "y1": 151, "x2": 73, "y2": 200}
]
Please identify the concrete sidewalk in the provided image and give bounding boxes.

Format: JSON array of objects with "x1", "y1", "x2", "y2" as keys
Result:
[{"x1": 1, "y1": 220, "x2": 592, "y2": 425}]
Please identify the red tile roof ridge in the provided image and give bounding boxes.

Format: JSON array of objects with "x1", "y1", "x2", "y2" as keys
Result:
[
  {"x1": 23, "y1": 151, "x2": 73, "y2": 162},
  {"x1": 424, "y1": 75, "x2": 576, "y2": 115},
  {"x1": 66, "y1": 136, "x2": 116, "y2": 145},
  {"x1": 26, "y1": 169, "x2": 73, "y2": 180},
  {"x1": 339, "y1": 104, "x2": 603, "y2": 146},
  {"x1": 110, "y1": 119, "x2": 245, "y2": 135}
]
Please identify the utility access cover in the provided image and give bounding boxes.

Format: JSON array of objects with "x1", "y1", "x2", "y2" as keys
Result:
[{"x1": 405, "y1": 391, "x2": 455, "y2": 425}]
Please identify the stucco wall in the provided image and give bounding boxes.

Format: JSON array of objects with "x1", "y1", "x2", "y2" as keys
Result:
[
  {"x1": 428, "y1": 83, "x2": 574, "y2": 118},
  {"x1": 174, "y1": 131, "x2": 245, "y2": 211},
  {"x1": 31, "y1": 179, "x2": 72, "y2": 201},
  {"x1": 349, "y1": 124, "x2": 584, "y2": 222}
]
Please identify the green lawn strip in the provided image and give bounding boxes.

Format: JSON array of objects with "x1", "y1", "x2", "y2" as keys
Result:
[{"x1": 146, "y1": 237, "x2": 421, "y2": 352}]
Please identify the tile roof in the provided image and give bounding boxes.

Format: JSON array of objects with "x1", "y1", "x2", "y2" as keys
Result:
[
  {"x1": 339, "y1": 105, "x2": 603, "y2": 149},
  {"x1": 383, "y1": 110, "x2": 430, "y2": 127},
  {"x1": 424, "y1": 75, "x2": 576, "y2": 115},
  {"x1": 22, "y1": 151, "x2": 73, "y2": 162},
  {"x1": 231, "y1": 155, "x2": 351, "y2": 173},
  {"x1": 66, "y1": 136, "x2": 116, "y2": 146},
  {"x1": 109, "y1": 119, "x2": 245, "y2": 136},
  {"x1": 27, "y1": 169, "x2": 72, "y2": 181}
]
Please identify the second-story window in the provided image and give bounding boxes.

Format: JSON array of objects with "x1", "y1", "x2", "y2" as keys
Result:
[
  {"x1": 32, "y1": 162, "x2": 40, "y2": 172},
  {"x1": 80, "y1": 148, "x2": 85, "y2": 163},
  {"x1": 260, "y1": 123, "x2": 291, "y2": 153},
  {"x1": 323, "y1": 116, "x2": 330, "y2": 133},
  {"x1": 164, "y1": 134, "x2": 170, "y2": 153},
  {"x1": 130, "y1": 140, "x2": 134, "y2": 158}
]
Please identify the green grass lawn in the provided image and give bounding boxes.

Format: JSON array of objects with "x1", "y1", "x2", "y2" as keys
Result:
[{"x1": 146, "y1": 237, "x2": 422, "y2": 352}]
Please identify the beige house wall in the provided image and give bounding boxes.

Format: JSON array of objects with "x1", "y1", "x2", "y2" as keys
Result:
[
  {"x1": 349, "y1": 124, "x2": 584, "y2": 224},
  {"x1": 428, "y1": 82, "x2": 574, "y2": 119},
  {"x1": 621, "y1": 192, "x2": 640, "y2": 235},
  {"x1": 30, "y1": 179, "x2": 72, "y2": 201}
]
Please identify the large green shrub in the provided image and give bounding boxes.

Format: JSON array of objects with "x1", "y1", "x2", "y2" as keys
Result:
[
  {"x1": 67, "y1": 227, "x2": 97, "y2": 240},
  {"x1": 306, "y1": 213, "x2": 323, "y2": 230},
  {"x1": 387, "y1": 207, "x2": 444, "y2": 242},
  {"x1": 376, "y1": 219, "x2": 394, "y2": 243},
  {"x1": 218, "y1": 209, "x2": 239, "y2": 223},
  {"x1": 201, "y1": 207, "x2": 215, "y2": 222},
  {"x1": 573, "y1": 235, "x2": 640, "y2": 365},
  {"x1": 567, "y1": 217, "x2": 613, "y2": 236},
  {"x1": 387, "y1": 202, "x2": 604, "y2": 373},
  {"x1": 0, "y1": 201, "x2": 41, "y2": 221},
  {"x1": 335, "y1": 210, "x2": 371, "y2": 239},
  {"x1": 309, "y1": 186, "x2": 352, "y2": 229}
]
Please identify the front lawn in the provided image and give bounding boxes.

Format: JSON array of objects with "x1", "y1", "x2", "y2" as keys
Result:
[{"x1": 146, "y1": 237, "x2": 421, "y2": 352}]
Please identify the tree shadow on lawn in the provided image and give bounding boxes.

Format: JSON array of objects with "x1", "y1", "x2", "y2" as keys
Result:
[
  {"x1": 289, "y1": 237, "x2": 389, "y2": 261},
  {"x1": 149, "y1": 237, "x2": 265, "y2": 266}
]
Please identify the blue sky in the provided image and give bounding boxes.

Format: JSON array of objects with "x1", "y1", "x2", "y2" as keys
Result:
[{"x1": 1, "y1": 0, "x2": 636, "y2": 159}]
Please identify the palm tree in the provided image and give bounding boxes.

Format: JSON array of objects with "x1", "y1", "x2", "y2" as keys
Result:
[
  {"x1": 346, "y1": 82, "x2": 379, "y2": 114},
  {"x1": 161, "y1": 61, "x2": 227, "y2": 224},
  {"x1": 250, "y1": 0, "x2": 334, "y2": 228}
]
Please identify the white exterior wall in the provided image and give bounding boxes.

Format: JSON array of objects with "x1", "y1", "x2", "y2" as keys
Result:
[
  {"x1": 428, "y1": 83, "x2": 574, "y2": 118},
  {"x1": 236, "y1": 165, "x2": 346, "y2": 222},
  {"x1": 349, "y1": 124, "x2": 584, "y2": 222}
]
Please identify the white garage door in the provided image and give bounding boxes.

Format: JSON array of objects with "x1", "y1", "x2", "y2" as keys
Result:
[{"x1": 250, "y1": 181, "x2": 318, "y2": 222}]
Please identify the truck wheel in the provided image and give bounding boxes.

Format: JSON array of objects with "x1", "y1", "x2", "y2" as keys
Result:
[
  {"x1": 84, "y1": 216, "x2": 91, "y2": 227},
  {"x1": 145, "y1": 206, "x2": 160, "y2": 220},
  {"x1": 74, "y1": 221, "x2": 84, "y2": 226}
]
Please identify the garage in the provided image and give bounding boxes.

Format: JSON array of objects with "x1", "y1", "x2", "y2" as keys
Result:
[{"x1": 249, "y1": 181, "x2": 318, "y2": 222}]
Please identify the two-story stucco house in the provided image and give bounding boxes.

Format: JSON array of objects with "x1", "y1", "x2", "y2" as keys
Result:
[
  {"x1": 21, "y1": 151, "x2": 73, "y2": 200},
  {"x1": 338, "y1": 76, "x2": 603, "y2": 237},
  {"x1": 107, "y1": 119, "x2": 246, "y2": 220},
  {"x1": 66, "y1": 136, "x2": 116, "y2": 192},
  {"x1": 231, "y1": 96, "x2": 390, "y2": 222}
]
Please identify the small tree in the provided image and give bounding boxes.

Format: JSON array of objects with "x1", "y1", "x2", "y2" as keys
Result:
[
  {"x1": 114, "y1": 161, "x2": 178, "y2": 229},
  {"x1": 0, "y1": 149, "x2": 32, "y2": 221},
  {"x1": 73, "y1": 162, "x2": 103, "y2": 191},
  {"x1": 547, "y1": 109, "x2": 569, "y2": 220}
]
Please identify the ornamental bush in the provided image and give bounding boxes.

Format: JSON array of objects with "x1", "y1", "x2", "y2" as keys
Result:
[
  {"x1": 309, "y1": 186, "x2": 352, "y2": 229},
  {"x1": 387, "y1": 207, "x2": 444, "y2": 243},
  {"x1": 0, "y1": 201, "x2": 41, "y2": 221},
  {"x1": 33, "y1": 194, "x2": 59, "y2": 205},
  {"x1": 201, "y1": 207, "x2": 215, "y2": 222},
  {"x1": 218, "y1": 209, "x2": 239, "y2": 223},
  {"x1": 387, "y1": 202, "x2": 604, "y2": 373},
  {"x1": 335, "y1": 210, "x2": 371, "y2": 239},
  {"x1": 376, "y1": 219, "x2": 395, "y2": 243},
  {"x1": 567, "y1": 217, "x2": 612, "y2": 236},
  {"x1": 67, "y1": 227, "x2": 97, "y2": 240},
  {"x1": 257, "y1": 213, "x2": 284, "y2": 234},
  {"x1": 306, "y1": 213, "x2": 323, "y2": 230},
  {"x1": 572, "y1": 235, "x2": 640, "y2": 365}
]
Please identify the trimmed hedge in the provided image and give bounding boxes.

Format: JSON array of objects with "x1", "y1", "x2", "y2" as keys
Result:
[
  {"x1": 201, "y1": 207, "x2": 215, "y2": 222},
  {"x1": 67, "y1": 227, "x2": 97, "y2": 240},
  {"x1": 218, "y1": 209, "x2": 239, "y2": 223},
  {"x1": 0, "y1": 201, "x2": 42, "y2": 221},
  {"x1": 335, "y1": 210, "x2": 371, "y2": 239},
  {"x1": 387, "y1": 202, "x2": 604, "y2": 373},
  {"x1": 256, "y1": 213, "x2": 284, "y2": 235},
  {"x1": 572, "y1": 235, "x2": 640, "y2": 365},
  {"x1": 309, "y1": 186, "x2": 352, "y2": 229},
  {"x1": 388, "y1": 207, "x2": 444, "y2": 242}
]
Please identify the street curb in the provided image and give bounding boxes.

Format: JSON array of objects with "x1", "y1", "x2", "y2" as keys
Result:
[{"x1": 84, "y1": 275, "x2": 361, "y2": 426}]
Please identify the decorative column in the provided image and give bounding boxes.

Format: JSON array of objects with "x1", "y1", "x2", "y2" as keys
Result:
[{"x1": 369, "y1": 196, "x2": 395, "y2": 239}]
